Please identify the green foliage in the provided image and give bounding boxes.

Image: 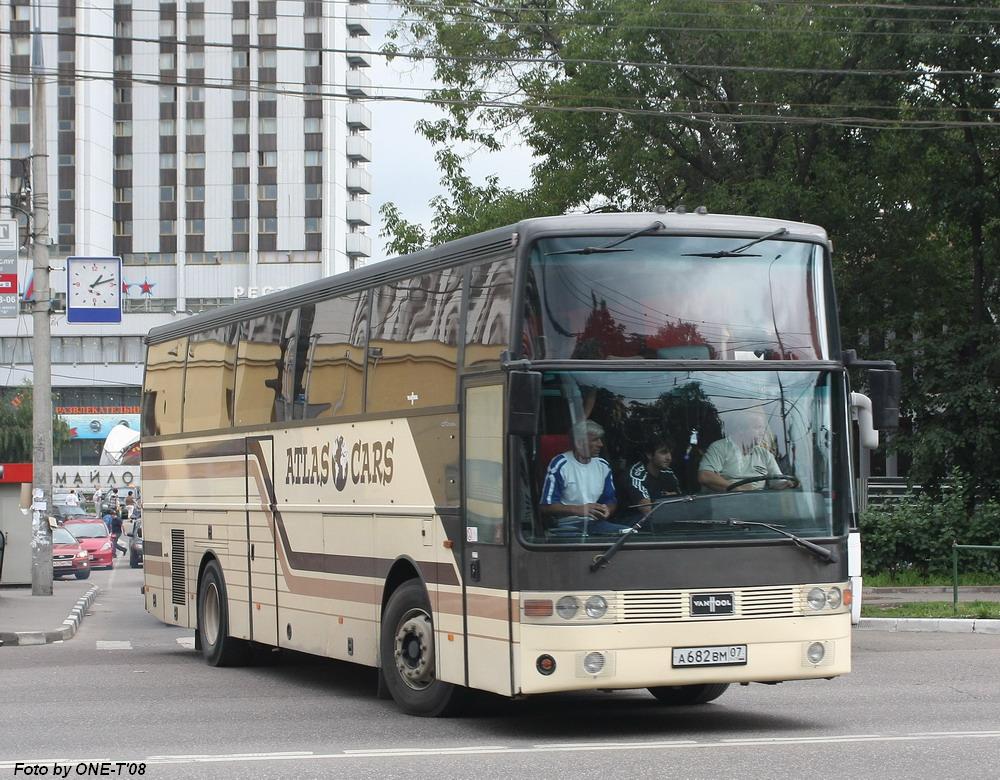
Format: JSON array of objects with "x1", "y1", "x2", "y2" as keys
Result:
[
  {"x1": 860, "y1": 476, "x2": 1000, "y2": 577},
  {"x1": 382, "y1": 0, "x2": 1000, "y2": 494},
  {"x1": 0, "y1": 384, "x2": 72, "y2": 462}
]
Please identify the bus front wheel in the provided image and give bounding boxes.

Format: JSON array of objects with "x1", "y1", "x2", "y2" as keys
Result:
[
  {"x1": 198, "y1": 559, "x2": 250, "y2": 667},
  {"x1": 380, "y1": 579, "x2": 464, "y2": 717},
  {"x1": 648, "y1": 683, "x2": 729, "y2": 705}
]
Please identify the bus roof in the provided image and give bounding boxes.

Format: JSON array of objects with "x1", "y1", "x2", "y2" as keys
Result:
[{"x1": 146, "y1": 210, "x2": 829, "y2": 345}]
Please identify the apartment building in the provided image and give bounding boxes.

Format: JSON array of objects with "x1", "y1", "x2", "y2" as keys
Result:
[{"x1": 0, "y1": 0, "x2": 372, "y2": 472}]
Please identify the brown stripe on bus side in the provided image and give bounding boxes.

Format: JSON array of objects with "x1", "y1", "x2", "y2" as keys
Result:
[
  {"x1": 142, "y1": 458, "x2": 245, "y2": 482},
  {"x1": 142, "y1": 438, "x2": 246, "y2": 464}
]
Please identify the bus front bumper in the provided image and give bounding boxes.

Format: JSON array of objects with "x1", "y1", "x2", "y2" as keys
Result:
[{"x1": 516, "y1": 613, "x2": 850, "y2": 695}]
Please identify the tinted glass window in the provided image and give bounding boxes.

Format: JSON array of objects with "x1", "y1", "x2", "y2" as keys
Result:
[
  {"x1": 142, "y1": 337, "x2": 187, "y2": 436},
  {"x1": 368, "y1": 269, "x2": 463, "y2": 412},
  {"x1": 465, "y1": 256, "x2": 514, "y2": 369},
  {"x1": 234, "y1": 311, "x2": 298, "y2": 426},
  {"x1": 183, "y1": 326, "x2": 238, "y2": 431},
  {"x1": 524, "y1": 237, "x2": 827, "y2": 361},
  {"x1": 302, "y1": 291, "x2": 368, "y2": 419}
]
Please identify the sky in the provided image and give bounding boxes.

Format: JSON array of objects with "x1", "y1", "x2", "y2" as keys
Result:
[{"x1": 366, "y1": 13, "x2": 536, "y2": 261}]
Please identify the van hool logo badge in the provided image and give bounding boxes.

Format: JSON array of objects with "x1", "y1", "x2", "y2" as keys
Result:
[
  {"x1": 691, "y1": 593, "x2": 735, "y2": 615},
  {"x1": 284, "y1": 437, "x2": 395, "y2": 490}
]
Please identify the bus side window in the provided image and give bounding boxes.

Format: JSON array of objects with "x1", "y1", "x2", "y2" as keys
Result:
[
  {"x1": 183, "y1": 325, "x2": 238, "y2": 432},
  {"x1": 234, "y1": 312, "x2": 294, "y2": 426},
  {"x1": 465, "y1": 256, "x2": 514, "y2": 370},
  {"x1": 367, "y1": 269, "x2": 463, "y2": 413},
  {"x1": 143, "y1": 337, "x2": 187, "y2": 437},
  {"x1": 303, "y1": 291, "x2": 368, "y2": 419}
]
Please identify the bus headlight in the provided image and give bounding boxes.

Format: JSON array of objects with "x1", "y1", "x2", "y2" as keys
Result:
[
  {"x1": 584, "y1": 595, "x2": 608, "y2": 619},
  {"x1": 826, "y1": 587, "x2": 842, "y2": 609},
  {"x1": 556, "y1": 595, "x2": 579, "y2": 620},
  {"x1": 807, "y1": 587, "x2": 827, "y2": 610}
]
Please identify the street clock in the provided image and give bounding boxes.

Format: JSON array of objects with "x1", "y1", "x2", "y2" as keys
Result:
[{"x1": 66, "y1": 256, "x2": 123, "y2": 324}]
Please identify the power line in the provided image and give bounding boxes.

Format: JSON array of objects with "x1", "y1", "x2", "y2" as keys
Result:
[
  {"x1": 5, "y1": 29, "x2": 999, "y2": 81},
  {"x1": 29, "y1": 2, "x2": 1000, "y2": 39},
  {"x1": 1, "y1": 63, "x2": 994, "y2": 131}
]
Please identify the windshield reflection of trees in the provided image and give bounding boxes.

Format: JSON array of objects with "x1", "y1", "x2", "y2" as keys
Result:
[{"x1": 524, "y1": 371, "x2": 836, "y2": 545}]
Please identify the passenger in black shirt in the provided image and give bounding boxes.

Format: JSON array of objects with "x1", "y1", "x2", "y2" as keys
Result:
[{"x1": 625, "y1": 438, "x2": 681, "y2": 516}]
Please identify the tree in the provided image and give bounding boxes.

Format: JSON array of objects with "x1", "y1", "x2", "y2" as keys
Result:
[
  {"x1": 0, "y1": 384, "x2": 72, "y2": 463},
  {"x1": 383, "y1": 0, "x2": 1000, "y2": 496}
]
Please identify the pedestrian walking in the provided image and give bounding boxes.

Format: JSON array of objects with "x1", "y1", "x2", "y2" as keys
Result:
[{"x1": 64, "y1": 489, "x2": 80, "y2": 507}]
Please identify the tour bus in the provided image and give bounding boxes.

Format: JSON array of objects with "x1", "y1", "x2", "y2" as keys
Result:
[{"x1": 141, "y1": 210, "x2": 899, "y2": 716}]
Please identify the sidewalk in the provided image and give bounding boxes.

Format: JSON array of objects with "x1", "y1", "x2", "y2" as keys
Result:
[{"x1": 0, "y1": 579, "x2": 100, "y2": 646}]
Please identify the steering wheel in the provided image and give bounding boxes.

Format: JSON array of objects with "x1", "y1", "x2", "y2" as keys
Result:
[{"x1": 726, "y1": 474, "x2": 800, "y2": 491}]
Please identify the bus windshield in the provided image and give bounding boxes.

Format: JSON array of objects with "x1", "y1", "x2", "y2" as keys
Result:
[
  {"x1": 519, "y1": 369, "x2": 849, "y2": 546},
  {"x1": 523, "y1": 235, "x2": 829, "y2": 361}
]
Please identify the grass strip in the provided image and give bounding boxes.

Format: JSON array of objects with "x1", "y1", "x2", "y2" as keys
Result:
[
  {"x1": 861, "y1": 601, "x2": 1000, "y2": 619},
  {"x1": 864, "y1": 572, "x2": 999, "y2": 588}
]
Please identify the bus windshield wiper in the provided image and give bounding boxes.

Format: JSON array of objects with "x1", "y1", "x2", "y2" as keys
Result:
[
  {"x1": 546, "y1": 220, "x2": 664, "y2": 256},
  {"x1": 672, "y1": 518, "x2": 837, "y2": 563},
  {"x1": 589, "y1": 495, "x2": 697, "y2": 572},
  {"x1": 682, "y1": 228, "x2": 789, "y2": 258}
]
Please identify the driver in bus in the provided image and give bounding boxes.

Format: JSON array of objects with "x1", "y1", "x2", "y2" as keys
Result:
[
  {"x1": 539, "y1": 420, "x2": 627, "y2": 534},
  {"x1": 698, "y1": 407, "x2": 793, "y2": 492}
]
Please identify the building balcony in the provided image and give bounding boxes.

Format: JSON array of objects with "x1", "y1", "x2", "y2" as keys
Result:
[
  {"x1": 346, "y1": 37, "x2": 372, "y2": 67},
  {"x1": 346, "y1": 69, "x2": 372, "y2": 97},
  {"x1": 346, "y1": 3, "x2": 370, "y2": 35},
  {"x1": 346, "y1": 168, "x2": 372, "y2": 194},
  {"x1": 347, "y1": 50, "x2": 372, "y2": 68},
  {"x1": 346, "y1": 200, "x2": 372, "y2": 226},
  {"x1": 346, "y1": 232, "x2": 371, "y2": 257},
  {"x1": 347, "y1": 103, "x2": 372, "y2": 130},
  {"x1": 346, "y1": 135, "x2": 372, "y2": 162}
]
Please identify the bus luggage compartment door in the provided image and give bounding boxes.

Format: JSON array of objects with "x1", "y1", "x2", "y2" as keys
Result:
[{"x1": 245, "y1": 436, "x2": 279, "y2": 647}]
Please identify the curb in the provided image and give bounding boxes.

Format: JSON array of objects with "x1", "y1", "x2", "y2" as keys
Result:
[
  {"x1": 0, "y1": 585, "x2": 100, "y2": 647},
  {"x1": 858, "y1": 616, "x2": 1000, "y2": 634}
]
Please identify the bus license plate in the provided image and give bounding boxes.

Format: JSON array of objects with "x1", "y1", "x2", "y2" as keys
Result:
[{"x1": 672, "y1": 645, "x2": 747, "y2": 667}]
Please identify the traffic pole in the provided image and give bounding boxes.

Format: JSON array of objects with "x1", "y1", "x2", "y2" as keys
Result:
[{"x1": 30, "y1": 3, "x2": 52, "y2": 596}]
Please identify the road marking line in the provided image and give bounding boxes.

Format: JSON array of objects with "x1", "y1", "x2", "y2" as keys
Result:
[
  {"x1": 4, "y1": 731, "x2": 1000, "y2": 769},
  {"x1": 96, "y1": 640, "x2": 132, "y2": 650},
  {"x1": 176, "y1": 637, "x2": 196, "y2": 649}
]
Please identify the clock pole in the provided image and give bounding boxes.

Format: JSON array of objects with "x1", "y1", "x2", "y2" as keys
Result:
[{"x1": 30, "y1": 5, "x2": 53, "y2": 596}]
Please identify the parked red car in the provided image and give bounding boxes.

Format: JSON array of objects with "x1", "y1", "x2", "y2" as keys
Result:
[
  {"x1": 52, "y1": 526, "x2": 91, "y2": 580},
  {"x1": 63, "y1": 518, "x2": 115, "y2": 570}
]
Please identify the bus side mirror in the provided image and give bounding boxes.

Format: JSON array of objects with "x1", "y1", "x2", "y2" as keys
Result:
[
  {"x1": 869, "y1": 369, "x2": 901, "y2": 431},
  {"x1": 507, "y1": 371, "x2": 541, "y2": 437}
]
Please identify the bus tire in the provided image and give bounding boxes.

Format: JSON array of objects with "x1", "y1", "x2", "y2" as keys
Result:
[
  {"x1": 647, "y1": 683, "x2": 730, "y2": 705},
  {"x1": 380, "y1": 579, "x2": 464, "y2": 717},
  {"x1": 198, "y1": 559, "x2": 250, "y2": 667}
]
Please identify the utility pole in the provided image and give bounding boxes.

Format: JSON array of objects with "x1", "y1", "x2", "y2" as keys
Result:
[{"x1": 30, "y1": 2, "x2": 53, "y2": 596}]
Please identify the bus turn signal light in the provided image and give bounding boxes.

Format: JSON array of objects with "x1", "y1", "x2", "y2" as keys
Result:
[{"x1": 524, "y1": 599, "x2": 554, "y2": 617}]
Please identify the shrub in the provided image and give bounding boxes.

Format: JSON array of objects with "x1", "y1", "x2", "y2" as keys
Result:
[{"x1": 859, "y1": 475, "x2": 1000, "y2": 577}]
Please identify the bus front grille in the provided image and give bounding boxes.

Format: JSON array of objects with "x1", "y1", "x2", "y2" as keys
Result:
[{"x1": 621, "y1": 585, "x2": 801, "y2": 622}]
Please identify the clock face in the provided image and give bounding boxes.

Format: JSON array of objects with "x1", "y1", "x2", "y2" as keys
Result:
[{"x1": 68, "y1": 259, "x2": 121, "y2": 308}]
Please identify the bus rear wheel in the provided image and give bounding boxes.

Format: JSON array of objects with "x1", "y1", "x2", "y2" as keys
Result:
[
  {"x1": 648, "y1": 683, "x2": 729, "y2": 705},
  {"x1": 380, "y1": 579, "x2": 464, "y2": 717},
  {"x1": 198, "y1": 559, "x2": 250, "y2": 667}
]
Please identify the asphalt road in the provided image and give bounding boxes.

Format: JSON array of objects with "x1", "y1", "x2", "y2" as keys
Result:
[{"x1": 2, "y1": 565, "x2": 999, "y2": 779}]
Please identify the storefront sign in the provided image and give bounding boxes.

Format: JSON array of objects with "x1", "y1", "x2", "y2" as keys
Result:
[
  {"x1": 59, "y1": 413, "x2": 140, "y2": 440},
  {"x1": 52, "y1": 466, "x2": 141, "y2": 489}
]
